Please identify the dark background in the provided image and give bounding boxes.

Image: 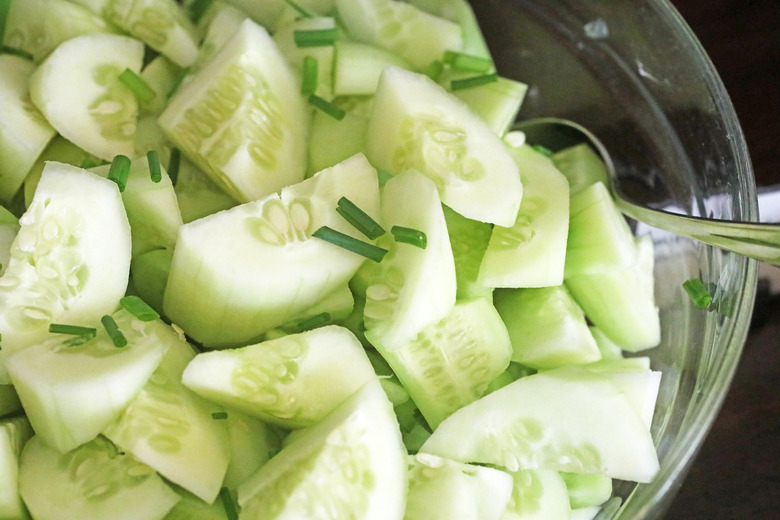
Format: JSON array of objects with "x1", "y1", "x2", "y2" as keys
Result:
[{"x1": 666, "y1": 1, "x2": 780, "y2": 518}]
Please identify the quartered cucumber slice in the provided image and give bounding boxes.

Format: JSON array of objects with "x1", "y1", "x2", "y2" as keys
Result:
[
  {"x1": 0, "y1": 55, "x2": 56, "y2": 204},
  {"x1": 450, "y1": 76, "x2": 527, "y2": 137},
  {"x1": 158, "y1": 19, "x2": 308, "y2": 203},
  {"x1": 333, "y1": 40, "x2": 412, "y2": 97},
  {"x1": 163, "y1": 153, "x2": 380, "y2": 348},
  {"x1": 0, "y1": 207, "x2": 19, "y2": 278},
  {"x1": 19, "y1": 435, "x2": 179, "y2": 520},
  {"x1": 182, "y1": 326, "x2": 376, "y2": 428},
  {"x1": 307, "y1": 108, "x2": 369, "y2": 175},
  {"x1": 361, "y1": 170, "x2": 456, "y2": 351},
  {"x1": 420, "y1": 367, "x2": 660, "y2": 483},
  {"x1": 173, "y1": 157, "x2": 237, "y2": 224},
  {"x1": 193, "y1": 2, "x2": 249, "y2": 70},
  {"x1": 0, "y1": 163, "x2": 131, "y2": 380},
  {"x1": 442, "y1": 205, "x2": 493, "y2": 299},
  {"x1": 104, "y1": 331, "x2": 231, "y2": 503},
  {"x1": 409, "y1": 0, "x2": 492, "y2": 59},
  {"x1": 551, "y1": 144, "x2": 610, "y2": 196},
  {"x1": 502, "y1": 469, "x2": 571, "y2": 520},
  {"x1": 0, "y1": 416, "x2": 33, "y2": 520},
  {"x1": 6, "y1": 308, "x2": 170, "y2": 453},
  {"x1": 561, "y1": 472, "x2": 613, "y2": 510},
  {"x1": 237, "y1": 380, "x2": 407, "y2": 520},
  {"x1": 223, "y1": 411, "x2": 282, "y2": 490},
  {"x1": 366, "y1": 67, "x2": 522, "y2": 227},
  {"x1": 30, "y1": 33, "x2": 144, "y2": 161}
]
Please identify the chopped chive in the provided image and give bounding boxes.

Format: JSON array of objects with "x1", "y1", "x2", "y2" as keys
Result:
[
  {"x1": 293, "y1": 27, "x2": 340, "y2": 48},
  {"x1": 450, "y1": 72, "x2": 498, "y2": 91},
  {"x1": 188, "y1": 0, "x2": 213, "y2": 23},
  {"x1": 101, "y1": 315, "x2": 127, "y2": 347},
  {"x1": 63, "y1": 334, "x2": 95, "y2": 348},
  {"x1": 336, "y1": 197, "x2": 385, "y2": 239},
  {"x1": 211, "y1": 411, "x2": 228, "y2": 420},
  {"x1": 168, "y1": 148, "x2": 181, "y2": 185},
  {"x1": 532, "y1": 144, "x2": 553, "y2": 157},
  {"x1": 283, "y1": 0, "x2": 314, "y2": 18},
  {"x1": 296, "y1": 312, "x2": 331, "y2": 331},
  {"x1": 391, "y1": 226, "x2": 427, "y2": 249},
  {"x1": 443, "y1": 50, "x2": 494, "y2": 73},
  {"x1": 424, "y1": 59, "x2": 445, "y2": 82},
  {"x1": 146, "y1": 150, "x2": 162, "y2": 183},
  {"x1": 1, "y1": 45, "x2": 33, "y2": 60},
  {"x1": 108, "y1": 155, "x2": 131, "y2": 192},
  {"x1": 118, "y1": 68, "x2": 156, "y2": 104},
  {"x1": 683, "y1": 278, "x2": 712, "y2": 309},
  {"x1": 312, "y1": 226, "x2": 388, "y2": 262},
  {"x1": 120, "y1": 295, "x2": 160, "y2": 321},
  {"x1": 219, "y1": 487, "x2": 239, "y2": 520},
  {"x1": 308, "y1": 94, "x2": 346, "y2": 121},
  {"x1": 376, "y1": 168, "x2": 393, "y2": 187},
  {"x1": 49, "y1": 324, "x2": 97, "y2": 336},
  {"x1": 301, "y1": 55, "x2": 318, "y2": 95}
]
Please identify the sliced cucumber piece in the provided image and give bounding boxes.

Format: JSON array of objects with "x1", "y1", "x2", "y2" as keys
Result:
[
  {"x1": 443, "y1": 205, "x2": 493, "y2": 299},
  {"x1": 307, "y1": 108, "x2": 369, "y2": 175},
  {"x1": 158, "y1": 19, "x2": 308, "y2": 203},
  {"x1": 335, "y1": 0, "x2": 462, "y2": 71},
  {"x1": 139, "y1": 55, "x2": 182, "y2": 116},
  {"x1": 0, "y1": 207, "x2": 19, "y2": 278},
  {"x1": 478, "y1": 144, "x2": 569, "y2": 288},
  {"x1": 589, "y1": 326, "x2": 624, "y2": 361},
  {"x1": 420, "y1": 367, "x2": 660, "y2": 483},
  {"x1": 570, "y1": 506, "x2": 601, "y2": 520},
  {"x1": 377, "y1": 297, "x2": 511, "y2": 429},
  {"x1": 450, "y1": 76, "x2": 527, "y2": 137},
  {"x1": 273, "y1": 16, "x2": 337, "y2": 100},
  {"x1": 182, "y1": 325, "x2": 376, "y2": 428},
  {"x1": 173, "y1": 157, "x2": 237, "y2": 224},
  {"x1": 0, "y1": 385, "x2": 22, "y2": 418},
  {"x1": 333, "y1": 40, "x2": 412, "y2": 96},
  {"x1": 494, "y1": 286, "x2": 601, "y2": 370},
  {"x1": 164, "y1": 488, "x2": 226, "y2": 520},
  {"x1": 278, "y1": 283, "x2": 354, "y2": 334},
  {"x1": 30, "y1": 33, "x2": 144, "y2": 161},
  {"x1": 194, "y1": 2, "x2": 249, "y2": 70},
  {"x1": 366, "y1": 67, "x2": 522, "y2": 227},
  {"x1": 361, "y1": 169, "x2": 456, "y2": 351},
  {"x1": 0, "y1": 163, "x2": 131, "y2": 380},
  {"x1": 560, "y1": 472, "x2": 613, "y2": 510},
  {"x1": 6, "y1": 308, "x2": 170, "y2": 453},
  {"x1": 0, "y1": 55, "x2": 56, "y2": 204},
  {"x1": 19, "y1": 435, "x2": 179, "y2": 520},
  {"x1": 550, "y1": 143, "x2": 609, "y2": 196},
  {"x1": 0, "y1": 416, "x2": 33, "y2": 520},
  {"x1": 130, "y1": 248, "x2": 173, "y2": 315},
  {"x1": 223, "y1": 411, "x2": 282, "y2": 490},
  {"x1": 163, "y1": 153, "x2": 380, "y2": 347},
  {"x1": 237, "y1": 380, "x2": 407, "y2": 520},
  {"x1": 409, "y1": 0, "x2": 492, "y2": 59},
  {"x1": 405, "y1": 453, "x2": 513, "y2": 520},
  {"x1": 105, "y1": 0, "x2": 199, "y2": 67},
  {"x1": 104, "y1": 332, "x2": 231, "y2": 503},
  {"x1": 502, "y1": 469, "x2": 571, "y2": 520}
]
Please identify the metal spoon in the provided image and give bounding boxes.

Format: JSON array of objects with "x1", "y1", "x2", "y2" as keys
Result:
[{"x1": 514, "y1": 117, "x2": 780, "y2": 266}]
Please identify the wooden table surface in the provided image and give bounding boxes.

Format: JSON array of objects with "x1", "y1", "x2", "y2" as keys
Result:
[{"x1": 665, "y1": 1, "x2": 780, "y2": 518}]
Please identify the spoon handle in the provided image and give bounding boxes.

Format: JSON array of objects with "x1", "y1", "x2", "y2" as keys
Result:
[{"x1": 616, "y1": 198, "x2": 780, "y2": 265}]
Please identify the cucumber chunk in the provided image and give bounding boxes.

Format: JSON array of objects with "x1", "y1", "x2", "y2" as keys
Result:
[
  {"x1": 6, "y1": 308, "x2": 171, "y2": 453},
  {"x1": 273, "y1": 16, "x2": 337, "y2": 100},
  {"x1": 307, "y1": 108, "x2": 369, "y2": 175},
  {"x1": 502, "y1": 469, "x2": 571, "y2": 520},
  {"x1": 361, "y1": 169, "x2": 456, "y2": 351},
  {"x1": 405, "y1": 453, "x2": 513, "y2": 520},
  {"x1": 194, "y1": 2, "x2": 249, "y2": 70},
  {"x1": 158, "y1": 18, "x2": 308, "y2": 203},
  {"x1": 237, "y1": 380, "x2": 407, "y2": 520},
  {"x1": 0, "y1": 56, "x2": 56, "y2": 204},
  {"x1": 223, "y1": 411, "x2": 282, "y2": 490},
  {"x1": 333, "y1": 40, "x2": 413, "y2": 96},
  {"x1": 443, "y1": 205, "x2": 493, "y2": 299},
  {"x1": 182, "y1": 326, "x2": 376, "y2": 428},
  {"x1": 0, "y1": 416, "x2": 33, "y2": 520},
  {"x1": 450, "y1": 76, "x2": 527, "y2": 137},
  {"x1": 366, "y1": 67, "x2": 522, "y2": 227},
  {"x1": 163, "y1": 153, "x2": 380, "y2": 347},
  {"x1": 561, "y1": 472, "x2": 613, "y2": 510},
  {"x1": 0, "y1": 163, "x2": 131, "y2": 380},
  {"x1": 173, "y1": 157, "x2": 237, "y2": 224},
  {"x1": 163, "y1": 488, "x2": 227, "y2": 520},
  {"x1": 30, "y1": 33, "x2": 144, "y2": 161},
  {"x1": 420, "y1": 367, "x2": 660, "y2": 483},
  {"x1": 0, "y1": 207, "x2": 19, "y2": 278},
  {"x1": 0, "y1": 384, "x2": 22, "y2": 418},
  {"x1": 550, "y1": 143, "x2": 609, "y2": 196},
  {"x1": 103, "y1": 332, "x2": 231, "y2": 503},
  {"x1": 19, "y1": 435, "x2": 179, "y2": 520}
]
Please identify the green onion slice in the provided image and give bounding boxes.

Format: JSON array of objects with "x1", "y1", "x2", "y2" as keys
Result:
[
  {"x1": 211, "y1": 411, "x2": 228, "y2": 420},
  {"x1": 49, "y1": 324, "x2": 97, "y2": 336},
  {"x1": 118, "y1": 68, "x2": 156, "y2": 104},
  {"x1": 336, "y1": 197, "x2": 385, "y2": 239},
  {"x1": 147, "y1": 150, "x2": 162, "y2": 183},
  {"x1": 293, "y1": 27, "x2": 340, "y2": 48},
  {"x1": 391, "y1": 226, "x2": 427, "y2": 249},
  {"x1": 108, "y1": 155, "x2": 131, "y2": 192},
  {"x1": 295, "y1": 312, "x2": 331, "y2": 331},
  {"x1": 443, "y1": 50, "x2": 494, "y2": 73},
  {"x1": 450, "y1": 73, "x2": 498, "y2": 91},
  {"x1": 682, "y1": 278, "x2": 712, "y2": 309},
  {"x1": 168, "y1": 148, "x2": 181, "y2": 185},
  {"x1": 120, "y1": 295, "x2": 160, "y2": 321},
  {"x1": 101, "y1": 315, "x2": 128, "y2": 348},
  {"x1": 188, "y1": 0, "x2": 213, "y2": 23},
  {"x1": 220, "y1": 487, "x2": 239, "y2": 520},
  {"x1": 308, "y1": 94, "x2": 346, "y2": 121},
  {"x1": 301, "y1": 55, "x2": 318, "y2": 95},
  {"x1": 312, "y1": 226, "x2": 388, "y2": 262}
]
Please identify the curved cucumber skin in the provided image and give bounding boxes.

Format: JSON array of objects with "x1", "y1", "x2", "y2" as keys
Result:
[
  {"x1": 0, "y1": 163, "x2": 131, "y2": 381},
  {"x1": 420, "y1": 367, "x2": 660, "y2": 483},
  {"x1": 442, "y1": 205, "x2": 493, "y2": 299},
  {"x1": 366, "y1": 67, "x2": 522, "y2": 227},
  {"x1": 173, "y1": 157, "x2": 237, "y2": 224},
  {"x1": 0, "y1": 416, "x2": 33, "y2": 520},
  {"x1": 30, "y1": 33, "x2": 143, "y2": 161},
  {"x1": 478, "y1": 145, "x2": 569, "y2": 288},
  {"x1": 19, "y1": 435, "x2": 179, "y2": 520},
  {"x1": 237, "y1": 380, "x2": 407, "y2": 520},
  {"x1": 104, "y1": 332, "x2": 231, "y2": 503},
  {"x1": 163, "y1": 153, "x2": 380, "y2": 348},
  {"x1": 158, "y1": 19, "x2": 308, "y2": 204},
  {"x1": 502, "y1": 469, "x2": 571, "y2": 520},
  {"x1": 182, "y1": 325, "x2": 376, "y2": 428},
  {"x1": 362, "y1": 170, "x2": 456, "y2": 351},
  {"x1": 0, "y1": 56, "x2": 56, "y2": 205},
  {"x1": 409, "y1": 0, "x2": 492, "y2": 59}
]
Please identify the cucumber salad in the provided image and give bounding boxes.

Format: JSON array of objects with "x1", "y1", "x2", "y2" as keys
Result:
[{"x1": 0, "y1": 1, "x2": 664, "y2": 519}]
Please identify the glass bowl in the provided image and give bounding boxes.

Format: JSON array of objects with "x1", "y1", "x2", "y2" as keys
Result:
[{"x1": 469, "y1": 0, "x2": 758, "y2": 517}]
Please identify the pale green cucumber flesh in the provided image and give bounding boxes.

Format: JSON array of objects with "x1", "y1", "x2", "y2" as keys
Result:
[
  {"x1": 273, "y1": 17, "x2": 336, "y2": 100},
  {"x1": 0, "y1": 416, "x2": 33, "y2": 520},
  {"x1": 561, "y1": 472, "x2": 613, "y2": 509},
  {"x1": 442, "y1": 204, "x2": 493, "y2": 299},
  {"x1": 502, "y1": 469, "x2": 571, "y2": 520},
  {"x1": 551, "y1": 143, "x2": 610, "y2": 196}
]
